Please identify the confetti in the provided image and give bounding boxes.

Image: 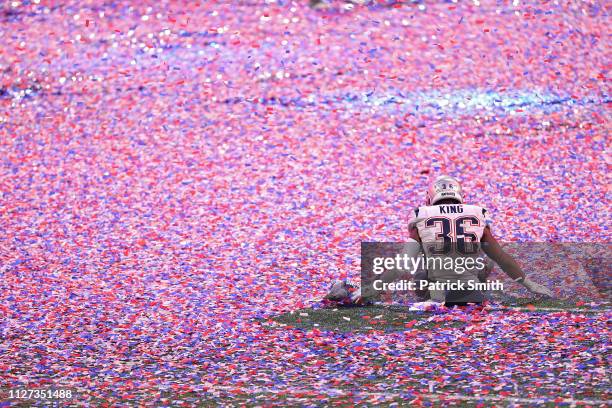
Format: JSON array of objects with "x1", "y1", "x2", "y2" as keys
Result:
[{"x1": 0, "y1": 0, "x2": 608, "y2": 405}]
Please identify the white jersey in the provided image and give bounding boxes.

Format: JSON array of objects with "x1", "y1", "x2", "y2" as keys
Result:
[
  {"x1": 409, "y1": 204, "x2": 491, "y2": 283},
  {"x1": 409, "y1": 204, "x2": 491, "y2": 244}
]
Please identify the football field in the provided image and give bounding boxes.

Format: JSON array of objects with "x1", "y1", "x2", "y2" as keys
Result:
[
  {"x1": 263, "y1": 298, "x2": 611, "y2": 407},
  {"x1": 0, "y1": 0, "x2": 610, "y2": 406}
]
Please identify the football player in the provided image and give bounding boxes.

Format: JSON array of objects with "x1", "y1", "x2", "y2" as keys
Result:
[{"x1": 325, "y1": 175, "x2": 553, "y2": 306}]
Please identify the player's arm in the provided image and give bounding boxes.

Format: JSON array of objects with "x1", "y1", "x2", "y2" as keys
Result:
[
  {"x1": 481, "y1": 226, "x2": 553, "y2": 297},
  {"x1": 408, "y1": 224, "x2": 421, "y2": 242},
  {"x1": 407, "y1": 222, "x2": 433, "y2": 299},
  {"x1": 481, "y1": 226, "x2": 524, "y2": 280},
  {"x1": 383, "y1": 224, "x2": 421, "y2": 282}
]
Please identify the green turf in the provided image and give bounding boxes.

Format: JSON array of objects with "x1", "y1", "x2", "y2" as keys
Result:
[
  {"x1": 270, "y1": 297, "x2": 608, "y2": 333},
  {"x1": 490, "y1": 294, "x2": 607, "y2": 309},
  {"x1": 271, "y1": 304, "x2": 464, "y2": 332},
  {"x1": 132, "y1": 387, "x2": 611, "y2": 407},
  {"x1": 16, "y1": 300, "x2": 607, "y2": 407}
]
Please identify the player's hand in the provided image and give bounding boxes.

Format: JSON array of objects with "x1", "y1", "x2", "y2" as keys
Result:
[{"x1": 521, "y1": 277, "x2": 554, "y2": 297}]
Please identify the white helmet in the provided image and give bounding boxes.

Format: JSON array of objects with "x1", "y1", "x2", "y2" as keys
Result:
[{"x1": 426, "y1": 175, "x2": 463, "y2": 205}]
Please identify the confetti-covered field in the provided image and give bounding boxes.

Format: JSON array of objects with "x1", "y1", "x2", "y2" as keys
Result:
[{"x1": 0, "y1": 0, "x2": 610, "y2": 406}]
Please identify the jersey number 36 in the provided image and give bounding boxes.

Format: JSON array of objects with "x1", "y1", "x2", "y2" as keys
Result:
[{"x1": 424, "y1": 216, "x2": 481, "y2": 255}]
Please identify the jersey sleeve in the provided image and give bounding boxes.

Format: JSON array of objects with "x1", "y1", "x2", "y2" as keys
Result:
[
  {"x1": 408, "y1": 207, "x2": 424, "y2": 230},
  {"x1": 482, "y1": 207, "x2": 492, "y2": 229}
]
